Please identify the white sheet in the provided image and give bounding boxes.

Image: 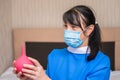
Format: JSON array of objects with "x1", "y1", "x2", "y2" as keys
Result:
[
  {"x1": 110, "y1": 71, "x2": 120, "y2": 80},
  {"x1": 0, "y1": 67, "x2": 120, "y2": 80},
  {"x1": 0, "y1": 67, "x2": 19, "y2": 80}
]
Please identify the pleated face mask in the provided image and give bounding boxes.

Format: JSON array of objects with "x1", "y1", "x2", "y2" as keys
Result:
[{"x1": 64, "y1": 30, "x2": 83, "y2": 48}]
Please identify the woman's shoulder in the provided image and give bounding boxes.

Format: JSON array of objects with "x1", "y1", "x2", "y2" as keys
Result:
[
  {"x1": 48, "y1": 48, "x2": 67, "y2": 59},
  {"x1": 97, "y1": 51, "x2": 110, "y2": 61},
  {"x1": 88, "y1": 51, "x2": 110, "y2": 73},
  {"x1": 93, "y1": 51, "x2": 110, "y2": 67}
]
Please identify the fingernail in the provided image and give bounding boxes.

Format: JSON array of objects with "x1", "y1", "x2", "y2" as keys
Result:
[{"x1": 23, "y1": 64, "x2": 26, "y2": 67}]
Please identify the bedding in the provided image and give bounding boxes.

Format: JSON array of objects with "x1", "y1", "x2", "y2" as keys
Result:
[
  {"x1": 0, "y1": 67, "x2": 19, "y2": 80},
  {"x1": 0, "y1": 67, "x2": 120, "y2": 80},
  {"x1": 110, "y1": 70, "x2": 120, "y2": 80}
]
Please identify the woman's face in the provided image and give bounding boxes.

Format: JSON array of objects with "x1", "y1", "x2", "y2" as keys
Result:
[
  {"x1": 64, "y1": 22, "x2": 93, "y2": 47},
  {"x1": 64, "y1": 23, "x2": 86, "y2": 41}
]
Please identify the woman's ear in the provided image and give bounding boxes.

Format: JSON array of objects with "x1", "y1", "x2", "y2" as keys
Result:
[{"x1": 85, "y1": 24, "x2": 94, "y2": 37}]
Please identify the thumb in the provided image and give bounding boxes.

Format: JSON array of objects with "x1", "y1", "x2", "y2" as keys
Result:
[{"x1": 28, "y1": 57, "x2": 42, "y2": 67}]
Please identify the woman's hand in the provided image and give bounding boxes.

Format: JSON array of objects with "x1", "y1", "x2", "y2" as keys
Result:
[
  {"x1": 13, "y1": 60, "x2": 30, "y2": 80},
  {"x1": 13, "y1": 57, "x2": 50, "y2": 80}
]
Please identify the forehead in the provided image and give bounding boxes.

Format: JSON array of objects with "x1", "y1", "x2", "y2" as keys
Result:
[
  {"x1": 63, "y1": 12, "x2": 86, "y2": 31},
  {"x1": 65, "y1": 20, "x2": 86, "y2": 30},
  {"x1": 64, "y1": 23, "x2": 86, "y2": 32}
]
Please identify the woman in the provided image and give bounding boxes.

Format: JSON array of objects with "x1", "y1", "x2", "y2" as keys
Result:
[{"x1": 13, "y1": 5, "x2": 110, "y2": 80}]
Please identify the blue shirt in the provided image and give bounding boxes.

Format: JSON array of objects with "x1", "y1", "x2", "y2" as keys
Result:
[{"x1": 46, "y1": 48, "x2": 110, "y2": 80}]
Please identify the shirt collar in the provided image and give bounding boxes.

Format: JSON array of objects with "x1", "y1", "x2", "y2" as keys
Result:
[{"x1": 67, "y1": 46, "x2": 90, "y2": 54}]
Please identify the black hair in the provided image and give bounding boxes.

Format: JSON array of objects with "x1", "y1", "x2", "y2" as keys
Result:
[{"x1": 63, "y1": 5, "x2": 102, "y2": 61}]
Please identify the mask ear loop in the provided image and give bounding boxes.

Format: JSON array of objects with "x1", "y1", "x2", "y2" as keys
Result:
[
  {"x1": 79, "y1": 26, "x2": 89, "y2": 45},
  {"x1": 82, "y1": 26, "x2": 90, "y2": 37},
  {"x1": 82, "y1": 27, "x2": 91, "y2": 59}
]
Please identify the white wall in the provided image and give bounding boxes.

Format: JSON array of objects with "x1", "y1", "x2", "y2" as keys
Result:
[
  {"x1": 0, "y1": 0, "x2": 12, "y2": 75},
  {"x1": 0, "y1": 0, "x2": 120, "y2": 75},
  {"x1": 12, "y1": 0, "x2": 120, "y2": 28}
]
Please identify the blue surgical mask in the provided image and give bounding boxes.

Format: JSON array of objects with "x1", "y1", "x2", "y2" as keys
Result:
[{"x1": 64, "y1": 30, "x2": 83, "y2": 48}]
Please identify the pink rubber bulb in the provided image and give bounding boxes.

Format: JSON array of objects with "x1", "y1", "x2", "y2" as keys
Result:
[{"x1": 14, "y1": 45, "x2": 33, "y2": 73}]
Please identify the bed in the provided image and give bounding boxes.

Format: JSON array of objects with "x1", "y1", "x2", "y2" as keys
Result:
[
  {"x1": 0, "y1": 28, "x2": 120, "y2": 80},
  {"x1": 0, "y1": 67, "x2": 120, "y2": 80}
]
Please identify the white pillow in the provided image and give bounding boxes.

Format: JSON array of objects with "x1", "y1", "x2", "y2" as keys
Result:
[{"x1": 0, "y1": 67, "x2": 19, "y2": 80}]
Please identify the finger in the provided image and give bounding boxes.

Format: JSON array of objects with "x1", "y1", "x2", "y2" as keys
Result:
[
  {"x1": 23, "y1": 73, "x2": 36, "y2": 80},
  {"x1": 13, "y1": 67, "x2": 17, "y2": 74},
  {"x1": 13, "y1": 61, "x2": 18, "y2": 74},
  {"x1": 23, "y1": 64, "x2": 37, "y2": 71},
  {"x1": 22, "y1": 68, "x2": 36, "y2": 75},
  {"x1": 20, "y1": 76, "x2": 28, "y2": 80},
  {"x1": 17, "y1": 71, "x2": 22, "y2": 78},
  {"x1": 28, "y1": 57, "x2": 41, "y2": 67},
  {"x1": 13, "y1": 60, "x2": 16, "y2": 63},
  {"x1": 13, "y1": 60, "x2": 16, "y2": 66}
]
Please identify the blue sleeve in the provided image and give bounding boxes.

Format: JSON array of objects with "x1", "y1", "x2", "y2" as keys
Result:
[
  {"x1": 45, "y1": 53, "x2": 52, "y2": 78},
  {"x1": 45, "y1": 49, "x2": 56, "y2": 79},
  {"x1": 86, "y1": 67, "x2": 110, "y2": 80},
  {"x1": 45, "y1": 62, "x2": 50, "y2": 77}
]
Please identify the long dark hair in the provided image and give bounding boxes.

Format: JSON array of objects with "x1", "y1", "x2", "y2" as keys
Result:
[{"x1": 63, "y1": 5, "x2": 102, "y2": 61}]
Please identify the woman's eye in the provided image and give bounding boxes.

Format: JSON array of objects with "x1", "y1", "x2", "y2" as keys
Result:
[
  {"x1": 63, "y1": 25, "x2": 67, "y2": 28},
  {"x1": 72, "y1": 26, "x2": 79, "y2": 30}
]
